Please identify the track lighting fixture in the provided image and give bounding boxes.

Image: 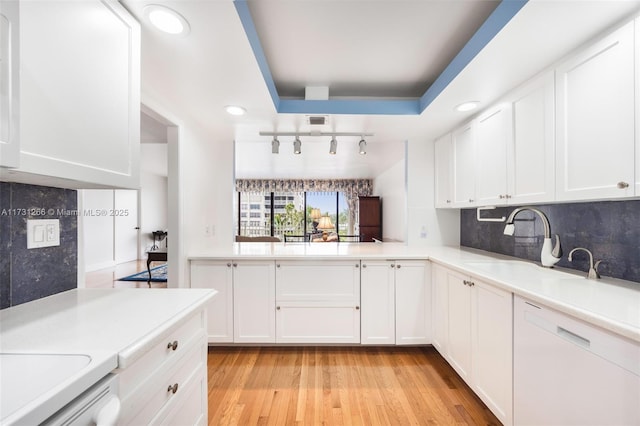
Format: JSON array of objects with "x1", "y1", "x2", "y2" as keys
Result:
[
  {"x1": 259, "y1": 131, "x2": 373, "y2": 155},
  {"x1": 329, "y1": 137, "x2": 337, "y2": 155},
  {"x1": 293, "y1": 137, "x2": 302, "y2": 154},
  {"x1": 359, "y1": 139, "x2": 367, "y2": 155}
]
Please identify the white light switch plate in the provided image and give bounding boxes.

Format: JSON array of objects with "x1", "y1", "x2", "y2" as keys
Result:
[{"x1": 27, "y1": 219, "x2": 60, "y2": 249}]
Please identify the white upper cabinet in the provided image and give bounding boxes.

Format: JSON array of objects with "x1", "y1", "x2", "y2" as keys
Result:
[
  {"x1": 636, "y1": 18, "x2": 640, "y2": 196},
  {"x1": 509, "y1": 72, "x2": 556, "y2": 204},
  {"x1": 451, "y1": 121, "x2": 477, "y2": 207},
  {"x1": 0, "y1": 1, "x2": 19, "y2": 168},
  {"x1": 555, "y1": 20, "x2": 635, "y2": 201},
  {"x1": 0, "y1": 0, "x2": 140, "y2": 188},
  {"x1": 434, "y1": 133, "x2": 453, "y2": 208},
  {"x1": 475, "y1": 103, "x2": 512, "y2": 205}
]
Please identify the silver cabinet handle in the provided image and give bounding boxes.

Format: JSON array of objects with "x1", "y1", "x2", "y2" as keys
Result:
[
  {"x1": 167, "y1": 340, "x2": 178, "y2": 351},
  {"x1": 396, "y1": 265, "x2": 401, "y2": 269},
  {"x1": 226, "y1": 263, "x2": 232, "y2": 268},
  {"x1": 446, "y1": 200, "x2": 451, "y2": 203},
  {"x1": 355, "y1": 306, "x2": 360, "y2": 310},
  {"x1": 617, "y1": 181, "x2": 630, "y2": 189},
  {"x1": 468, "y1": 199, "x2": 474, "y2": 203},
  {"x1": 355, "y1": 263, "x2": 359, "y2": 268},
  {"x1": 276, "y1": 264, "x2": 281, "y2": 268},
  {"x1": 499, "y1": 194, "x2": 505, "y2": 199},
  {"x1": 362, "y1": 264, "x2": 367, "y2": 268},
  {"x1": 506, "y1": 195, "x2": 512, "y2": 199},
  {"x1": 232, "y1": 263, "x2": 238, "y2": 267},
  {"x1": 390, "y1": 264, "x2": 395, "y2": 268},
  {"x1": 167, "y1": 383, "x2": 179, "y2": 394},
  {"x1": 276, "y1": 306, "x2": 281, "y2": 310}
]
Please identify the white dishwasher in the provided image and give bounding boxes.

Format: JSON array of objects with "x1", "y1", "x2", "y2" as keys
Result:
[
  {"x1": 513, "y1": 295, "x2": 640, "y2": 426},
  {"x1": 41, "y1": 374, "x2": 120, "y2": 426}
]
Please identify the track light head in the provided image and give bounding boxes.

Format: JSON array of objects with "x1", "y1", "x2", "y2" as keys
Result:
[
  {"x1": 271, "y1": 137, "x2": 280, "y2": 154},
  {"x1": 359, "y1": 139, "x2": 367, "y2": 155},
  {"x1": 293, "y1": 137, "x2": 302, "y2": 154},
  {"x1": 329, "y1": 137, "x2": 337, "y2": 155}
]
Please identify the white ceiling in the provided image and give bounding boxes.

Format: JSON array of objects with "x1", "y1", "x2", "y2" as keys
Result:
[{"x1": 121, "y1": 0, "x2": 640, "y2": 181}]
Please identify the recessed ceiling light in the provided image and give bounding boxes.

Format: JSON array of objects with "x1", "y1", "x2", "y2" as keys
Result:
[
  {"x1": 225, "y1": 105, "x2": 246, "y2": 116},
  {"x1": 144, "y1": 5, "x2": 190, "y2": 36},
  {"x1": 455, "y1": 101, "x2": 480, "y2": 112}
]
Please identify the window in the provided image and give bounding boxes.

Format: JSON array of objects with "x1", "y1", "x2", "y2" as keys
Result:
[{"x1": 237, "y1": 191, "x2": 355, "y2": 239}]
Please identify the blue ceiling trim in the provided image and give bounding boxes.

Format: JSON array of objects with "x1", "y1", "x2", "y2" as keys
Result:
[
  {"x1": 234, "y1": 0, "x2": 528, "y2": 116},
  {"x1": 278, "y1": 99, "x2": 421, "y2": 115},
  {"x1": 419, "y1": 0, "x2": 528, "y2": 112},
  {"x1": 234, "y1": 0, "x2": 280, "y2": 110}
]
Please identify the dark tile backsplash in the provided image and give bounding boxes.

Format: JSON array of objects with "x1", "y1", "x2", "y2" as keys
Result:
[
  {"x1": 461, "y1": 200, "x2": 640, "y2": 283},
  {"x1": 0, "y1": 182, "x2": 77, "y2": 309}
]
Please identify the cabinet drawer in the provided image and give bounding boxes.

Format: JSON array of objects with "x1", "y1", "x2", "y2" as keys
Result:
[
  {"x1": 276, "y1": 302, "x2": 361, "y2": 343},
  {"x1": 276, "y1": 261, "x2": 360, "y2": 301},
  {"x1": 152, "y1": 365, "x2": 207, "y2": 426},
  {"x1": 117, "y1": 310, "x2": 204, "y2": 399},
  {"x1": 123, "y1": 341, "x2": 206, "y2": 425}
]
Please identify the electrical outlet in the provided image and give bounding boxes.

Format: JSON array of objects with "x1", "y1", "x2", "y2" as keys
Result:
[
  {"x1": 27, "y1": 219, "x2": 60, "y2": 248},
  {"x1": 420, "y1": 226, "x2": 427, "y2": 239}
]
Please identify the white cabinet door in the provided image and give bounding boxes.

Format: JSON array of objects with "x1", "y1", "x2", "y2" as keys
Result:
[
  {"x1": 275, "y1": 260, "x2": 361, "y2": 344},
  {"x1": 10, "y1": 0, "x2": 140, "y2": 187},
  {"x1": 360, "y1": 261, "x2": 395, "y2": 345},
  {"x1": 434, "y1": 133, "x2": 453, "y2": 208},
  {"x1": 451, "y1": 121, "x2": 477, "y2": 207},
  {"x1": 514, "y1": 296, "x2": 640, "y2": 426},
  {"x1": 0, "y1": 1, "x2": 19, "y2": 168},
  {"x1": 556, "y1": 21, "x2": 635, "y2": 201},
  {"x1": 446, "y1": 270, "x2": 472, "y2": 381},
  {"x1": 190, "y1": 260, "x2": 234, "y2": 343},
  {"x1": 233, "y1": 260, "x2": 276, "y2": 343},
  {"x1": 395, "y1": 261, "x2": 430, "y2": 345},
  {"x1": 471, "y1": 279, "x2": 513, "y2": 426},
  {"x1": 510, "y1": 72, "x2": 555, "y2": 204},
  {"x1": 475, "y1": 104, "x2": 512, "y2": 206},
  {"x1": 431, "y1": 263, "x2": 449, "y2": 355}
]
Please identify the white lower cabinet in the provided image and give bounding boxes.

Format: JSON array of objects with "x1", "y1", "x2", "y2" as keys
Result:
[
  {"x1": 433, "y1": 264, "x2": 513, "y2": 425},
  {"x1": 190, "y1": 260, "x2": 234, "y2": 343},
  {"x1": 360, "y1": 260, "x2": 430, "y2": 345},
  {"x1": 116, "y1": 308, "x2": 208, "y2": 425},
  {"x1": 394, "y1": 261, "x2": 431, "y2": 345},
  {"x1": 514, "y1": 296, "x2": 640, "y2": 426},
  {"x1": 275, "y1": 260, "x2": 360, "y2": 343},
  {"x1": 360, "y1": 261, "x2": 396, "y2": 345},
  {"x1": 431, "y1": 264, "x2": 449, "y2": 354},
  {"x1": 189, "y1": 259, "x2": 275, "y2": 344},
  {"x1": 234, "y1": 260, "x2": 276, "y2": 343}
]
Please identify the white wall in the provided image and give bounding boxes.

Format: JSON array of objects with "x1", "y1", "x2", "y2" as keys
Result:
[
  {"x1": 139, "y1": 171, "x2": 168, "y2": 256},
  {"x1": 80, "y1": 189, "x2": 115, "y2": 271},
  {"x1": 406, "y1": 139, "x2": 459, "y2": 246},
  {"x1": 373, "y1": 158, "x2": 406, "y2": 242}
]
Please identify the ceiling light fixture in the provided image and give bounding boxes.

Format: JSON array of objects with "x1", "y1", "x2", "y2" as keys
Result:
[
  {"x1": 225, "y1": 105, "x2": 246, "y2": 116},
  {"x1": 144, "y1": 5, "x2": 190, "y2": 35},
  {"x1": 271, "y1": 137, "x2": 280, "y2": 154},
  {"x1": 329, "y1": 137, "x2": 337, "y2": 155},
  {"x1": 293, "y1": 137, "x2": 302, "y2": 155},
  {"x1": 359, "y1": 139, "x2": 367, "y2": 155},
  {"x1": 455, "y1": 101, "x2": 480, "y2": 112}
]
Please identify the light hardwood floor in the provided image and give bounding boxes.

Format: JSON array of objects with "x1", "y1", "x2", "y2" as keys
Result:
[
  {"x1": 84, "y1": 260, "x2": 167, "y2": 288},
  {"x1": 207, "y1": 346, "x2": 500, "y2": 425}
]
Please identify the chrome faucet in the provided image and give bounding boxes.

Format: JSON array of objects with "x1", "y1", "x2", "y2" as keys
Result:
[
  {"x1": 503, "y1": 207, "x2": 562, "y2": 268},
  {"x1": 568, "y1": 248, "x2": 601, "y2": 279}
]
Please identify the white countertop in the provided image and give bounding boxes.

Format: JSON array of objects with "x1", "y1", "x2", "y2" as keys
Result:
[
  {"x1": 0, "y1": 288, "x2": 216, "y2": 426},
  {"x1": 189, "y1": 242, "x2": 640, "y2": 342}
]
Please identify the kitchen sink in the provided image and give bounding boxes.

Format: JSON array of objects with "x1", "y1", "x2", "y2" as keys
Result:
[{"x1": 0, "y1": 353, "x2": 91, "y2": 420}]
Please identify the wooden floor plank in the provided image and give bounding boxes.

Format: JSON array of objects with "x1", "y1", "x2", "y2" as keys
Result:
[{"x1": 207, "y1": 346, "x2": 500, "y2": 426}]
